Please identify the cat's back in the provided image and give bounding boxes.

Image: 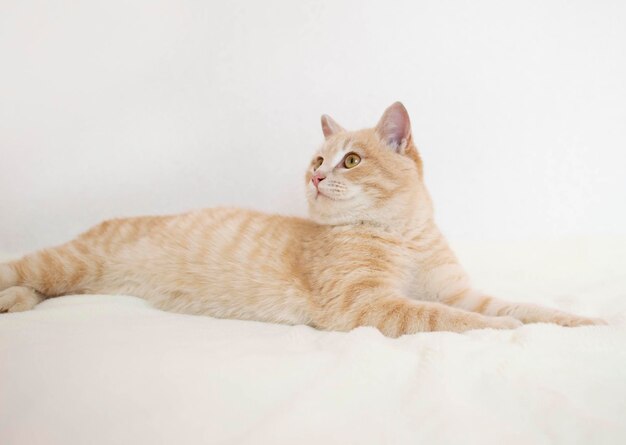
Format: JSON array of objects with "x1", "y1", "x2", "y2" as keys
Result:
[
  {"x1": 173, "y1": 206, "x2": 319, "y2": 260},
  {"x1": 77, "y1": 207, "x2": 319, "y2": 279},
  {"x1": 150, "y1": 207, "x2": 319, "y2": 267}
]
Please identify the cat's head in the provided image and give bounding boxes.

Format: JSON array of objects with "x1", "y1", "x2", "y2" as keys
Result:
[{"x1": 306, "y1": 102, "x2": 432, "y2": 228}]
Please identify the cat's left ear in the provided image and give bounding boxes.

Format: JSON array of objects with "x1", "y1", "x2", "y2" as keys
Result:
[
  {"x1": 375, "y1": 102, "x2": 411, "y2": 152},
  {"x1": 321, "y1": 114, "x2": 345, "y2": 139}
]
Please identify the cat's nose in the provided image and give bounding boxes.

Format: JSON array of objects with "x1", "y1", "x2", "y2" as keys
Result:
[{"x1": 312, "y1": 173, "x2": 326, "y2": 188}]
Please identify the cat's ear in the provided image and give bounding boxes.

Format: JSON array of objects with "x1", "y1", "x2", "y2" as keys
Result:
[
  {"x1": 321, "y1": 114, "x2": 345, "y2": 139},
  {"x1": 375, "y1": 102, "x2": 411, "y2": 152}
]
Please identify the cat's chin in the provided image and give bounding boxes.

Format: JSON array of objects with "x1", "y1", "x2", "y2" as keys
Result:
[
  {"x1": 314, "y1": 191, "x2": 342, "y2": 201},
  {"x1": 305, "y1": 195, "x2": 341, "y2": 217}
]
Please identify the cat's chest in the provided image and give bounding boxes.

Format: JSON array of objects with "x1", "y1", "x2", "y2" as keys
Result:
[{"x1": 396, "y1": 238, "x2": 451, "y2": 301}]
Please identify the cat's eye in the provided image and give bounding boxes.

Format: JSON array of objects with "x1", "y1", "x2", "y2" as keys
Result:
[
  {"x1": 313, "y1": 157, "x2": 323, "y2": 170},
  {"x1": 343, "y1": 153, "x2": 361, "y2": 169}
]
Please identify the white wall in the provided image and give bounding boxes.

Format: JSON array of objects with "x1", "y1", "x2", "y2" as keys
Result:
[{"x1": 1, "y1": 0, "x2": 625, "y2": 253}]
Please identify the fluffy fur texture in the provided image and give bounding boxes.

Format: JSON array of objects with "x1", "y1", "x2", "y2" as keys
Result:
[{"x1": 0, "y1": 103, "x2": 605, "y2": 337}]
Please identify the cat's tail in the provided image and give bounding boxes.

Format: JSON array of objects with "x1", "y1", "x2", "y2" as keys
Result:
[{"x1": 0, "y1": 244, "x2": 98, "y2": 312}]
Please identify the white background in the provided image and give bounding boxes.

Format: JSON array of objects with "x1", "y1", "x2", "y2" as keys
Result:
[{"x1": 1, "y1": 0, "x2": 625, "y2": 253}]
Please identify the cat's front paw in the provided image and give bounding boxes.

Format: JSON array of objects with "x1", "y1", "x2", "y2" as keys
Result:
[{"x1": 550, "y1": 312, "x2": 607, "y2": 327}]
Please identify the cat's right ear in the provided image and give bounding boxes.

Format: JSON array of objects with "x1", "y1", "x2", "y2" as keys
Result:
[
  {"x1": 375, "y1": 102, "x2": 411, "y2": 153},
  {"x1": 321, "y1": 114, "x2": 345, "y2": 139}
]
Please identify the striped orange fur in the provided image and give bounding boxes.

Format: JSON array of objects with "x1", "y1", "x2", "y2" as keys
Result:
[{"x1": 0, "y1": 102, "x2": 605, "y2": 336}]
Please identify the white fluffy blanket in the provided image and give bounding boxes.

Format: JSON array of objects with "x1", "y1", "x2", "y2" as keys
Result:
[{"x1": 1, "y1": 238, "x2": 625, "y2": 445}]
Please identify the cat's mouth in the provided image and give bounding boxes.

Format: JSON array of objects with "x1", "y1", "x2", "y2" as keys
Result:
[{"x1": 316, "y1": 190, "x2": 338, "y2": 201}]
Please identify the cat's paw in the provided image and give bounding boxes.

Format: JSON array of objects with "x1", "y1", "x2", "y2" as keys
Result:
[
  {"x1": 550, "y1": 312, "x2": 607, "y2": 327},
  {"x1": 0, "y1": 286, "x2": 42, "y2": 313}
]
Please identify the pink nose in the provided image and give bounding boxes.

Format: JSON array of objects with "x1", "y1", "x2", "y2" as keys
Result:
[{"x1": 312, "y1": 172, "x2": 326, "y2": 188}]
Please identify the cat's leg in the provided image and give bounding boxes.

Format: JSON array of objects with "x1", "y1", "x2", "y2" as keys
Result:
[
  {"x1": 0, "y1": 286, "x2": 44, "y2": 312},
  {"x1": 0, "y1": 241, "x2": 100, "y2": 309},
  {"x1": 0, "y1": 263, "x2": 41, "y2": 312},
  {"x1": 311, "y1": 292, "x2": 522, "y2": 338},
  {"x1": 410, "y1": 254, "x2": 604, "y2": 327},
  {"x1": 442, "y1": 289, "x2": 606, "y2": 327}
]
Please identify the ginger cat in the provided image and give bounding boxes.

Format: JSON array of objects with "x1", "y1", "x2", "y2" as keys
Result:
[{"x1": 0, "y1": 102, "x2": 604, "y2": 337}]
